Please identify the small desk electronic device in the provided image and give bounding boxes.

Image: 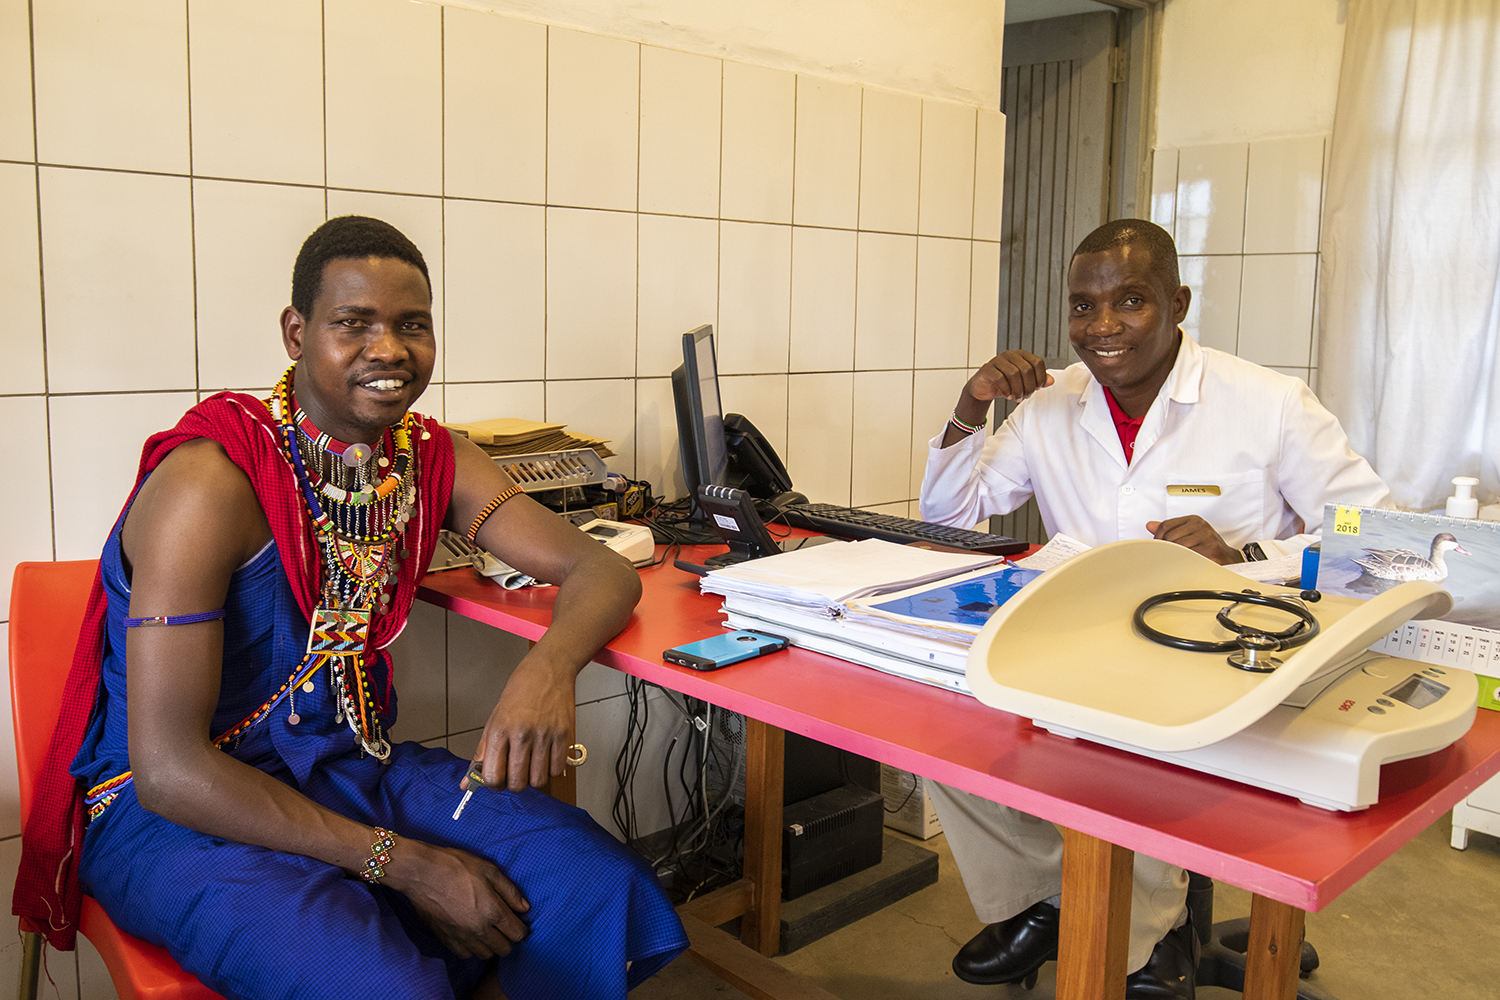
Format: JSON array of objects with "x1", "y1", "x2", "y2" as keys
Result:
[
  {"x1": 968, "y1": 539, "x2": 1477, "y2": 811},
  {"x1": 577, "y1": 517, "x2": 655, "y2": 566}
]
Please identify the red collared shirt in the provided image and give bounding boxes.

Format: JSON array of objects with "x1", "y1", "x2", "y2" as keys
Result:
[{"x1": 1102, "y1": 386, "x2": 1143, "y2": 465}]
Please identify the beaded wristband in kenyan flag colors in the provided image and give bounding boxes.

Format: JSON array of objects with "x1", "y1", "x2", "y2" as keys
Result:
[
  {"x1": 359, "y1": 828, "x2": 398, "y2": 882},
  {"x1": 948, "y1": 409, "x2": 987, "y2": 436}
]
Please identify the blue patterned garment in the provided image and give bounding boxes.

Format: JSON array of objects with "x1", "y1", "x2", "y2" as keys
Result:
[{"x1": 71, "y1": 523, "x2": 687, "y2": 1000}]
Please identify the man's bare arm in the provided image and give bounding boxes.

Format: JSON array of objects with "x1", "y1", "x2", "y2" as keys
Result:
[
  {"x1": 448, "y1": 431, "x2": 643, "y2": 793},
  {"x1": 121, "y1": 440, "x2": 529, "y2": 958}
]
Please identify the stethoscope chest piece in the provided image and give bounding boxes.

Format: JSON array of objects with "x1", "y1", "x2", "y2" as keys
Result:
[{"x1": 1226, "y1": 632, "x2": 1282, "y2": 673}]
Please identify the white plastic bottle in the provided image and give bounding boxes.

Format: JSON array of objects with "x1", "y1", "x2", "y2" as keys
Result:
[{"x1": 1447, "y1": 476, "x2": 1480, "y2": 519}]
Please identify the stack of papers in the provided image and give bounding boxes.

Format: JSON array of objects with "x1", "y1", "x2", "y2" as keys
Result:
[
  {"x1": 445, "y1": 417, "x2": 615, "y2": 459},
  {"x1": 701, "y1": 538, "x2": 1001, "y2": 614},
  {"x1": 702, "y1": 539, "x2": 1012, "y2": 693}
]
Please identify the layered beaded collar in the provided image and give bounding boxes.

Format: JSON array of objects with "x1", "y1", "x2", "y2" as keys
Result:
[{"x1": 268, "y1": 363, "x2": 429, "y2": 759}]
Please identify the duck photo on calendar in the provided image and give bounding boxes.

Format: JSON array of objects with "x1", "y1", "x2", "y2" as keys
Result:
[{"x1": 1316, "y1": 504, "x2": 1500, "y2": 630}]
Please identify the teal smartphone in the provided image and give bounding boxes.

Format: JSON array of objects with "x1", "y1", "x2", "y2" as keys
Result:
[{"x1": 663, "y1": 630, "x2": 789, "y2": 671}]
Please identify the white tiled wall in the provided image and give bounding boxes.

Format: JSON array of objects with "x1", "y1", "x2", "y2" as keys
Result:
[
  {"x1": 1, "y1": 3, "x2": 1004, "y2": 991},
  {"x1": 1150, "y1": 135, "x2": 1328, "y2": 389}
]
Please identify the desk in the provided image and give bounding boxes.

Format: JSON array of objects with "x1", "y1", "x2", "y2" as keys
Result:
[{"x1": 418, "y1": 545, "x2": 1500, "y2": 1000}]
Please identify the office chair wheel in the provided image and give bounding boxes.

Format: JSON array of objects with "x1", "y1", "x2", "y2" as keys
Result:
[{"x1": 1212, "y1": 919, "x2": 1319, "y2": 977}]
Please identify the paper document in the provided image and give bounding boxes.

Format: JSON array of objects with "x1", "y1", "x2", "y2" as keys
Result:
[
  {"x1": 723, "y1": 607, "x2": 974, "y2": 695},
  {"x1": 1227, "y1": 551, "x2": 1304, "y2": 585},
  {"x1": 700, "y1": 538, "x2": 1001, "y2": 615},
  {"x1": 1016, "y1": 533, "x2": 1304, "y2": 587},
  {"x1": 1014, "y1": 534, "x2": 1091, "y2": 570}
]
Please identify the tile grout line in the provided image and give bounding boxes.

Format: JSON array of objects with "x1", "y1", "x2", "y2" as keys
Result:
[
  {"x1": 184, "y1": 0, "x2": 200, "y2": 404},
  {"x1": 26, "y1": 0, "x2": 60, "y2": 565},
  {"x1": 440, "y1": 4, "x2": 448, "y2": 420}
]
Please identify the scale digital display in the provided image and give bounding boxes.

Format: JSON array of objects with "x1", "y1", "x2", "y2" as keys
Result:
[{"x1": 1385, "y1": 674, "x2": 1449, "y2": 710}]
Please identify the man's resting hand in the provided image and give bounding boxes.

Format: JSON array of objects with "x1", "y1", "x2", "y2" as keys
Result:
[
  {"x1": 470, "y1": 659, "x2": 577, "y2": 794},
  {"x1": 385, "y1": 839, "x2": 530, "y2": 959},
  {"x1": 1146, "y1": 516, "x2": 1243, "y2": 565}
]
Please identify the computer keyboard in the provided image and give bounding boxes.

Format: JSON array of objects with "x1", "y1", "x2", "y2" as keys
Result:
[{"x1": 775, "y1": 503, "x2": 1028, "y2": 555}]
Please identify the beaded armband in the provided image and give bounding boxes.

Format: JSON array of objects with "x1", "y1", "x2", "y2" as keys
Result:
[
  {"x1": 948, "y1": 410, "x2": 987, "y2": 436},
  {"x1": 466, "y1": 486, "x2": 524, "y2": 543},
  {"x1": 123, "y1": 609, "x2": 227, "y2": 628},
  {"x1": 359, "y1": 827, "x2": 398, "y2": 882}
]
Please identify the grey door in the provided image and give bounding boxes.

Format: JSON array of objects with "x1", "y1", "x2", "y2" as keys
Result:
[{"x1": 990, "y1": 10, "x2": 1117, "y2": 545}]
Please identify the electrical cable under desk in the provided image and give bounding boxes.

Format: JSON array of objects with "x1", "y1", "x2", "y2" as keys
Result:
[{"x1": 613, "y1": 680, "x2": 747, "y2": 904}]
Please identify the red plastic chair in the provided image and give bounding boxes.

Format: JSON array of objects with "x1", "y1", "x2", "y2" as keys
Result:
[{"x1": 10, "y1": 560, "x2": 225, "y2": 1000}]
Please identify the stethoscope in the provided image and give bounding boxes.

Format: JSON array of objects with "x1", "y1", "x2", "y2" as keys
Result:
[{"x1": 1133, "y1": 589, "x2": 1322, "y2": 672}]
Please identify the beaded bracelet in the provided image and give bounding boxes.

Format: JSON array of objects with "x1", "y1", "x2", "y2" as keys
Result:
[
  {"x1": 359, "y1": 827, "x2": 398, "y2": 883},
  {"x1": 123, "y1": 609, "x2": 227, "y2": 628},
  {"x1": 948, "y1": 410, "x2": 987, "y2": 436},
  {"x1": 466, "y1": 485, "x2": 524, "y2": 543}
]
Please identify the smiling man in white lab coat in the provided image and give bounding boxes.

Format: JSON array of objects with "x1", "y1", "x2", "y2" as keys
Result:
[{"x1": 919, "y1": 219, "x2": 1391, "y2": 999}]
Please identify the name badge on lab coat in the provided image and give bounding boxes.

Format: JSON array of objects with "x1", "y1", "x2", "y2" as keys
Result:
[{"x1": 1166, "y1": 484, "x2": 1221, "y2": 496}]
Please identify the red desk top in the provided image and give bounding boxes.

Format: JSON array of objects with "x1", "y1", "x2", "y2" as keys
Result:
[{"x1": 418, "y1": 545, "x2": 1500, "y2": 913}]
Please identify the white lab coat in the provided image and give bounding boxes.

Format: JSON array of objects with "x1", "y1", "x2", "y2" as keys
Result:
[
  {"x1": 917, "y1": 334, "x2": 1391, "y2": 972},
  {"x1": 920, "y1": 334, "x2": 1392, "y2": 557}
]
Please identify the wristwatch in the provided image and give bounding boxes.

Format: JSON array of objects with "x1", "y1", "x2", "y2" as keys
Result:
[{"x1": 1241, "y1": 542, "x2": 1266, "y2": 562}]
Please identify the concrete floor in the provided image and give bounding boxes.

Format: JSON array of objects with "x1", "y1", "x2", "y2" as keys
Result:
[{"x1": 636, "y1": 815, "x2": 1500, "y2": 1000}]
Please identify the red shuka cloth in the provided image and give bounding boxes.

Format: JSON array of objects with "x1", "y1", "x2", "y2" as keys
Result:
[{"x1": 12, "y1": 391, "x2": 455, "y2": 950}]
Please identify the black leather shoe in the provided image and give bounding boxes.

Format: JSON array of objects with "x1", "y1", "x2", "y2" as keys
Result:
[
  {"x1": 1124, "y1": 918, "x2": 1198, "y2": 999},
  {"x1": 952, "y1": 900, "x2": 1059, "y2": 986}
]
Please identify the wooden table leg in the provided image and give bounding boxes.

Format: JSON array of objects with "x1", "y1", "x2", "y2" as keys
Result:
[
  {"x1": 1056, "y1": 826, "x2": 1133, "y2": 1000},
  {"x1": 1244, "y1": 894, "x2": 1304, "y2": 1000},
  {"x1": 741, "y1": 718, "x2": 785, "y2": 956}
]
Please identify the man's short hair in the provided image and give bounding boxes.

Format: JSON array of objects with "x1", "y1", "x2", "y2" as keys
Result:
[
  {"x1": 290, "y1": 216, "x2": 431, "y2": 317},
  {"x1": 1071, "y1": 219, "x2": 1180, "y2": 289}
]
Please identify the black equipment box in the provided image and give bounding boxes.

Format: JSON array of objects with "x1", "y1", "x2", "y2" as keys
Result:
[{"x1": 781, "y1": 783, "x2": 884, "y2": 900}]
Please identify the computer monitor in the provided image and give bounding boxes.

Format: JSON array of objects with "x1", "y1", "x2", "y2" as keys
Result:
[{"x1": 671, "y1": 325, "x2": 729, "y2": 510}]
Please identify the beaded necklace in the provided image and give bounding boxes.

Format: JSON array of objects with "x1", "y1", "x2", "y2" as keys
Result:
[{"x1": 268, "y1": 363, "x2": 424, "y2": 760}]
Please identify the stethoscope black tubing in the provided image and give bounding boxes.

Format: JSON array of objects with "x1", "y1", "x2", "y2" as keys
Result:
[{"x1": 1133, "y1": 589, "x2": 1321, "y2": 653}]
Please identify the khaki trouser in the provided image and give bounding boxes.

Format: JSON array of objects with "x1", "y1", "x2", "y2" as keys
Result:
[{"x1": 929, "y1": 780, "x2": 1187, "y2": 975}]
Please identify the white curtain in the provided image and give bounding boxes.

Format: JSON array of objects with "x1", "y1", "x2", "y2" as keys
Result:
[{"x1": 1320, "y1": 0, "x2": 1500, "y2": 511}]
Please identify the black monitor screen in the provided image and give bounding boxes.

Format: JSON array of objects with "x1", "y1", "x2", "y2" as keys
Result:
[{"x1": 671, "y1": 325, "x2": 729, "y2": 499}]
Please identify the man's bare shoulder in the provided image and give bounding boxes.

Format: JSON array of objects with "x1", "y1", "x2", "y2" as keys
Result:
[
  {"x1": 446, "y1": 428, "x2": 511, "y2": 502},
  {"x1": 145, "y1": 437, "x2": 260, "y2": 496},
  {"x1": 122, "y1": 438, "x2": 272, "y2": 571},
  {"x1": 446, "y1": 426, "x2": 500, "y2": 467}
]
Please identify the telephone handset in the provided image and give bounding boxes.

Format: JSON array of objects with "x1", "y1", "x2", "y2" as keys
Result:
[{"x1": 724, "y1": 413, "x2": 800, "y2": 503}]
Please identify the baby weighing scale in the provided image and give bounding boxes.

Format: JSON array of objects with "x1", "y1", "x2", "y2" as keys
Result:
[{"x1": 966, "y1": 540, "x2": 1477, "y2": 811}]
